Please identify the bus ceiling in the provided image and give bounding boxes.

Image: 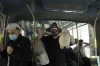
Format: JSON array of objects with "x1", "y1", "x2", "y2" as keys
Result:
[{"x1": 0, "y1": 0, "x2": 100, "y2": 24}]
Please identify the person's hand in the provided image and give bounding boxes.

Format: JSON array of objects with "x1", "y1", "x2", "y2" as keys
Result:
[
  {"x1": 7, "y1": 46, "x2": 14, "y2": 55},
  {"x1": 37, "y1": 28, "x2": 44, "y2": 38}
]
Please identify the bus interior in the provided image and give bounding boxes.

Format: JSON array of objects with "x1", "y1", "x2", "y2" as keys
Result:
[{"x1": 0, "y1": 0, "x2": 100, "y2": 66}]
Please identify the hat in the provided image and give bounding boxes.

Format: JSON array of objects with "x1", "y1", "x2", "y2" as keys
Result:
[
  {"x1": 6, "y1": 23, "x2": 21, "y2": 30},
  {"x1": 79, "y1": 39, "x2": 83, "y2": 42},
  {"x1": 46, "y1": 22, "x2": 62, "y2": 32}
]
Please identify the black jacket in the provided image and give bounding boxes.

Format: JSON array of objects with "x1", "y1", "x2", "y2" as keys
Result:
[
  {"x1": 8, "y1": 34, "x2": 32, "y2": 62},
  {"x1": 65, "y1": 47, "x2": 76, "y2": 61},
  {"x1": 41, "y1": 35, "x2": 66, "y2": 66},
  {"x1": 0, "y1": 34, "x2": 32, "y2": 62}
]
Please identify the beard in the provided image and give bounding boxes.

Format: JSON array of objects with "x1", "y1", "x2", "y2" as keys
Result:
[
  {"x1": 50, "y1": 28, "x2": 60, "y2": 36},
  {"x1": 51, "y1": 31, "x2": 59, "y2": 37}
]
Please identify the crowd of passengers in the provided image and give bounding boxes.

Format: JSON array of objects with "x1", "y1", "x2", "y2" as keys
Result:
[{"x1": 0, "y1": 22, "x2": 91, "y2": 66}]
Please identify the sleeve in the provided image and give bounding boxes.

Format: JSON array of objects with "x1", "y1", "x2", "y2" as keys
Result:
[
  {"x1": 0, "y1": 43, "x2": 9, "y2": 60},
  {"x1": 74, "y1": 46, "x2": 78, "y2": 53},
  {"x1": 11, "y1": 37, "x2": 32, "y2": 62},
  {"x1": 0, "y1": 49, "x2": 8, "y2": 59},
  {"x1": 20, "y1": 37, "x2": 32, "y2": 61},
  {"x1": 10, "y1": 49, "x2": 21, "y2": 60},
  {"x1": 69, "y1": 48, "x2": 76, "y2": 61},
  {"x1": 41, "y1": 36, "x2": 48, "y2": 42},
  {"x1": 9, "y1": 41, "x2": 22, "y2": 60},
  {"x1": 31, "y1": 37, "x2": 35, "y2": 48}
]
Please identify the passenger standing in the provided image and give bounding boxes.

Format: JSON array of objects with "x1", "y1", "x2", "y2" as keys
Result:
[
  {"x1": 6, "y1": 23, "x2": 32, "y2": 66},
  {"x1": 37, "y1": 22, "x2": 66, "y2": 66},
  {"x1": 33, "y1": 27, "x2": 49, "y2": 66},
  {"x1": 74, "y1": 39, "x2": 91, "y2": 66}
]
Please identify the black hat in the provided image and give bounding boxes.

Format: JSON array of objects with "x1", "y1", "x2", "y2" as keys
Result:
[
  {"x1": 46, "y1": 22, "x2": 62, "y2": 32},
  {"x1": 79, "y1": 39, "x2": 83, "y2": 42}
]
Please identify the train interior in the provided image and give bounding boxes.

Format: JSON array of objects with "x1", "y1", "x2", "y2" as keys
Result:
[{"x1": 0, "y1": 0, "x2": 100, "y2": 66}]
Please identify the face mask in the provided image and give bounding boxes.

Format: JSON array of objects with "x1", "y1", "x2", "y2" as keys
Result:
[{"x1": 9, "y1": 35, "x2": 18, "y2": 41}]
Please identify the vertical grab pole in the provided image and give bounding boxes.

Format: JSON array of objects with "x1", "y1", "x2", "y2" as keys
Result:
[
  {"x1": 24, "y1": 1, "x2": 36, "y2": 65},
  {"x1": 76, "y1": 23, "x2": 79, "y2": 66},
  {"x1": 93, "y1": 10, "x2": 100, "y2": 56},
  {"x1": 3, "y1": 15, "x2": 9, "y2": 66}
]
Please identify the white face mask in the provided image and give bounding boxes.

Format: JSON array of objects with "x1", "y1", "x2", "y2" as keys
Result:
[{"x1": 9, "y1": 35, "x2": 18, "y2": 41}]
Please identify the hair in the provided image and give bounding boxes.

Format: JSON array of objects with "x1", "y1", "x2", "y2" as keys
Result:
[
  {"x1": 15, "y1": 27, "x2": 21, "y2": 33},
  {"x1": 79, "y1": 39, "x2": 83, "y2": 43},
  {"x1": 78, "y1": 39, "x2": 83, "y2": 46},
  {"x1": 47, "y1": 22, "x2": 62, "y2": 32},
  {"x1": 15, "y1": 27, "x2": 20, "y2": 30}
]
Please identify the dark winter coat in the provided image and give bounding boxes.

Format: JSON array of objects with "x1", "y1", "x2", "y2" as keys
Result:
[
  {"x1": 1, "y1": 34, "x2": 32, "y2": 66},
  {"x1": 41, "y1": 35, "x2": 66, "y2": 66}
]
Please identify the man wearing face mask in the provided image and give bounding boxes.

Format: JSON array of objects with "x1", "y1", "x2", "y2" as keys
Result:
[
  {"x1": 37, "y1": 22, "x2": 66, "y2": 66},
  {"x1": 6, "y1": 23, "x2": 32, "y2": 66}
]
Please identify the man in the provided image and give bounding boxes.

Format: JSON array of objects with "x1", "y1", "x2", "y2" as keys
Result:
[
  {"x1": 74, "y1": 39, "x2": 91, "y2": 66},
  {"x1": 37, "y1": 22, "x2": 66, "y2": 66},
  {"x1": 6, "y1": 23, "x2": 32, "y2": 66},
  {"x1": 74, "y1": 39, "x2": 84, "y2": 66}
]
